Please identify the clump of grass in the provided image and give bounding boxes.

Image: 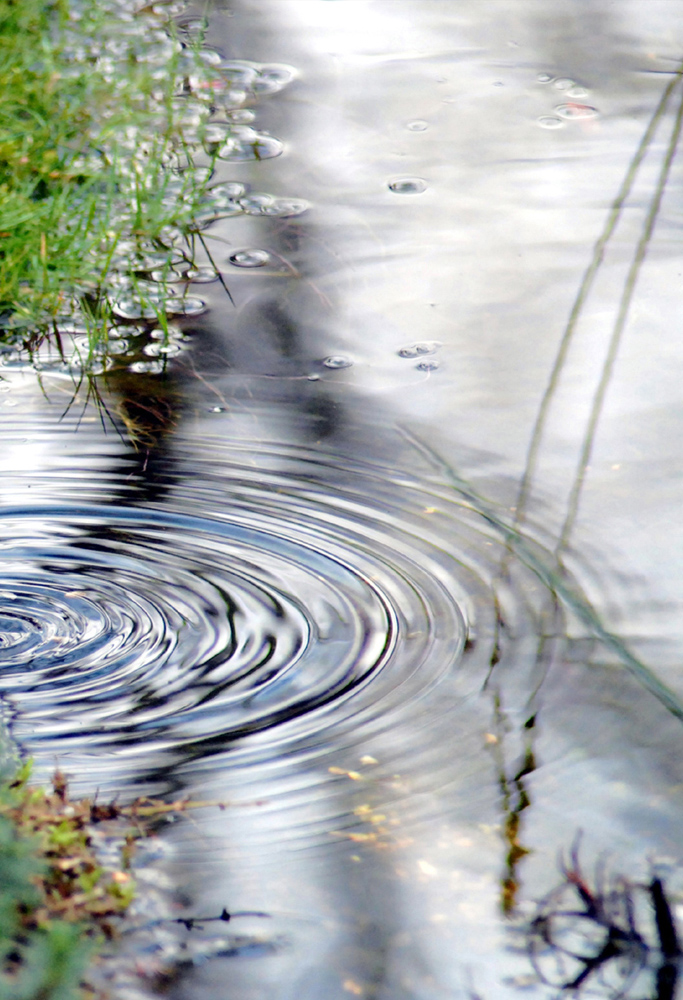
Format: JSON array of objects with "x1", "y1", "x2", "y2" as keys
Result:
[
  {"x1": 0, "y1": 759, "x2": 112, "y2": 1000},
  {"x1": 0, "y1": 755, "x2": 231, "y2": 1000},
  {"x1": 0, "y1": 0, "x2": 228, "y2": 355}
]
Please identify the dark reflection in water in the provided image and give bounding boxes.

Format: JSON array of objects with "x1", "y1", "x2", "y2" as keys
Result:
[{"x1": 3, "y1": 0, "x2": 683, "y2": 998}]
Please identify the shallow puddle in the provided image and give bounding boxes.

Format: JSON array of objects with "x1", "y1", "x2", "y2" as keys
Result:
[{"x1": 3, "y1": 1, "x2": 683, "y2": 998}]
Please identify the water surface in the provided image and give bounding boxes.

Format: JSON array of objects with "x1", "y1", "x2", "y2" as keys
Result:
[{"x1": 4, "y1": 1, "x2": 683, "y2": 997}]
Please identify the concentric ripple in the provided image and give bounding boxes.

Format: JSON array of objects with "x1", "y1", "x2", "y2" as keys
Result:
[{"x1": 0, "y1": 431, "x2": 550, "y2": 770}]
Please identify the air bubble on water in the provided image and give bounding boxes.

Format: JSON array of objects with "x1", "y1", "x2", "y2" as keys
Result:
[
  {"x1": 165, "y1": 296, "x2": 207, "y2": 316},
  {"x1": 398, "y1": 342, "x2": 439, "y2": 358},
  {"x1": 201, "y1": 122, "x2": 233, "y2": 145},
  {"x1": 252, "y1": 64, "x2": 296, "y2": 95},
  {"x1": 537, "y1": 116, "x2": 564, "y2": 130},
  {"x1": 112, "y1": 298, "x2": 160, "y2": 320},
  {"x1": 221, "y1": 88, "x2": 248, "y2": 108},
  {"x1": 226, "y1": 109, "x2": 256, "y2": 124},
  {"x1": 170, "y1": 98, "x2": 204, "y2": 127},
  {"x1": 151, "y1": 1, "x2": 187, "y2": 16},
  {"x1": 209, "y1": 182, "x2": 247, "y2": 201},
  {"x1": 555, "y1": 103, "x2": 598, "y2": 120},
  {"x1": 228, "y1": 249, "x2": 271, "y2": 268},
  {"x1": 567, "y1": 85, "x2": 589, "y2": 99},
  {"x1": 210, "y1": 405, "x2": 227, "y2": 412},
  {"x1": 219, "y1": 61, "x2": 259, "y2": 88},
  {"x1": 323, "y1": 356, "x2": 353, "y2": 369},
  {"x1": 198, "y1": 48, "x2": 222, "y2": 66},
  {"x1": 416, "y1": 359, "x2": 441, "y2": 371},
  {"x1": 553, "y1": 78, "x2": 574, "y2": 90},
  {"x1": 106, "y1": 339, "x2": 130, "y2": 355},
  {"x1": 406, "y1": 120, "x2": 429, "y2": 131},
  {"x1": 137, "y1": 250, "x2": 182, "y2": 270},
  {"x1": 307, "y1": 373, "x2": 321, "y2": 381},
  {"x1": 237, "y1": 192, "x2": 273, "y2": 213},
  {"x1": 177, "y1": 16, "x2": 209, "y2": 36},
  {"x1": 189, "y1": 167, "x2": 214, "y2": 185},
  {"x1": 537, "y1": 72, "x2": 553, "y2": 83},
  {"x1": 264, "y1": 198, "x2": 309, "y2": 218},
  {"x1": 218, "y1": 129, "x2": 284, "y2": 161},
  {"x1": 129, "y1": 360, "x2": 164, "y2": 374},
  {"x1": 185, "y1": 267, "x2": 219, "y2": 283},
  {"x1": 149, "y1": 268, "x2": 185, "y2": 283},
  {"x1": 388, "y1": 177, "x2": 428, "y2": 194}
]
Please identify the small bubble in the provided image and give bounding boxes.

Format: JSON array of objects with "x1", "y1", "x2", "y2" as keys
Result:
[
  {"x1": 209, "y1": 182, "x2": 247, "y2": 200},
  {"x1": 388, "y1": 177, "x2": 428, "y2": 194},
  {"x1": 201, "y1": 122, "x2": 233, "y2": 145},
  {"x1": 228, "y1": 249, "x2": 271, "y2": 267},
  {"x1": 238, "y1": 193, "x2": 309, "y2": 217},
  {"x1": 323, "y1": 356, "x2": 353, "y2": 369},
  {"x1": 129, "y1": 360, "x2": 164, "y2": 374},
  {"x1": 553, "y1": 77, "x2": 574, "y2": 91},
  {"x1": 198, "y1": 48, "x2": 222, "y2": 66},
  {"x1": 263, "y1": 197, "x2": 309, "y2": 217},
  {"x1": 567, "y1": 85, "x2": 589, "y2": 99},
  {"x1": 150, "y1": 325, "x2": 181, "y2": 340},
  {"x1": 185, "y1": 267, "x2": 219, "y2": 283},
  {"x1": 406, "y1": 120, "x2": 429, "y2": 131},
  {"x1": 537, "y1": 72, "x2": 553, "y2": 83},
  {"x1": 416, "y1": 359, "x2": 440, "y2": 371},
  {"x1": 218, "y1": 129, "x2": 284, "y2": 161},
  {"x1": 112, "y1": 298, "x2": 160, "y2": 319},
  {"x1": 210, "y1": 405, "x2": 227, "y2": 412},
  {"x1": 144, "y1": 341, "x2": 183, "y2": 357},
  {"x1": 165, "y1": 296, "x2": 207, "y2": 316},
  {"x1": 307, "y1": 373, "x2": 321, "y2": 381},
  {"x1": 555, "y1": 103, "x2": 598, "y2": 120},
  {"x1": 106, "y1": 340, "x2": 130, "y2": 355},
  {"x1": 149, "y1": 268, "x2": 185, "y2": 283},
  {"x1": 252, "y1": 64, "x2": 296, "y2": 94},
  {"x1": 537, "y1": 116, "x2": 564, "y2": 129},
  {"x1": 226, "y1": 109, "x2": 255, "y2": 123},
  {"x1": 397, "y1": 342, "x2": 439, "y2": 358}
]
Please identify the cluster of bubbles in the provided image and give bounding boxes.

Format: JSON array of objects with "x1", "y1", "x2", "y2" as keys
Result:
[
  {"x1": 7, "y1": 0, "x2": 305, "y2": 374},
  {"x1": 535, "y1": 74, "x2": 599, "y2": 130},
  {"x1": 397, "y1": 340, "x2": 441, "y2": 372}
]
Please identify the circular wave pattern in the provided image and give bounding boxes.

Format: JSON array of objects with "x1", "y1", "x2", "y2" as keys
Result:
[{"x1": 0, "y1": 443, "x2": 500, "y2": 759}]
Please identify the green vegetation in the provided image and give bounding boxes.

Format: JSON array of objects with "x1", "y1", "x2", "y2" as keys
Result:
[
  {"x1": 0, "y1": 760, "x2": 111, "y2": 1000},
  {"x1": 0, "y1": 0, "x2": 227, "y2": 357},
  {"x1": 0, "y1": 755, "x2": 227, "y2": 1000}
]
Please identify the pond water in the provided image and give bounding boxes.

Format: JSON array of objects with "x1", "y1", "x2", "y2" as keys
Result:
[{"x1": 4, "y1": 0, "x2": 683, "y2": 997}]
